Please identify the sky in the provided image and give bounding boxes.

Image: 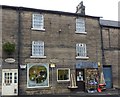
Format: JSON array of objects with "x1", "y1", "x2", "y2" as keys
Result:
[{"x1": 0, "y1": 0, "x2": 119, "y2": 21}]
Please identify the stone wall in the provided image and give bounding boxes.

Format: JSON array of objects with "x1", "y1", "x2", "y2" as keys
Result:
[
  {"x1": 102, "y1": 27, "x2": 119, "y2": 88},
  {"x1": 2, "y1": 7, "x2": 102, "y2": 95},
  {"x1": 2, "y1": 8, "x2": 18, "y2": 69}
]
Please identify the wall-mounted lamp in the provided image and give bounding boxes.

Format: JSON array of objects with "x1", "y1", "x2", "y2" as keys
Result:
[
  {"x1": 98, "y1": 62, "x2": 101, "y2": 67},
  {"x1": 50, "y1": 63, "x2": 55, "y2": 68},
  {"x1": 20, "y1": 64, "x2": 26, "y2": 69}
]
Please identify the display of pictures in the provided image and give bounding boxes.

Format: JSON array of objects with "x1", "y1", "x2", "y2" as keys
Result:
[{"x1": 27, "y1": 64, "x2": 49, "y2": 88}]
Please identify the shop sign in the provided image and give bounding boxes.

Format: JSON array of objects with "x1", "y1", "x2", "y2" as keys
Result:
[
  {"x1": 76, "y1": 61, "x2": 98, "y2": 69},
  {"x1": 5, "y1": 58, "x2": 15, "y2": 63}
]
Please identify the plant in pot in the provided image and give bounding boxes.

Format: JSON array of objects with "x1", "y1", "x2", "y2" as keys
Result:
[{"x1": 3, "y1": 42, "x2": 15, "y2": 58}]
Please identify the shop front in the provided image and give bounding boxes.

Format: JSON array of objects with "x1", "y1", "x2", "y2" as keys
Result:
[{"x1": 76, "y1": 61, "x2": 98, "y2": 92}]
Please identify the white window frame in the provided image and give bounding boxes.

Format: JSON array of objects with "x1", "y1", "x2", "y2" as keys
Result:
[
  {"x1": 76, "y1": 43, "x2": 89, "y2": 59},
  {"x1": 32, "y1": 14, "x2": 45, "y2": 31},
  {"x1": 30, "y1": 41, "x2": 46, "y2": 58},
  {"x1": 57, "y1": 68, "x2": 70, "y2": 82},
  {"x1": 75, "y1": 18, "x2": 87, "y2": 34}
]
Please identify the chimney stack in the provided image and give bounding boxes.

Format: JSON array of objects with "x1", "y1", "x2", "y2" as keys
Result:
[{"x1": 76, "y1": 1, "x2": 85, "y2": 15}]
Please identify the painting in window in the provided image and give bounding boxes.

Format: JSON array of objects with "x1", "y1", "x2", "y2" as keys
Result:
[
  {"x1": 27, "y1": 64, "x2": 49, "y2": 88},
  {"x1": 57, "y1": 68, "x2": 70, "y2": 82}
]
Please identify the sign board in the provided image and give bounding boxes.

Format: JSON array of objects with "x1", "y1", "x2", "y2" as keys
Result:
[
  {"x1": 5, "y1": 58, "x2": 15, "y2": 63},
  {"x1": 76, "y1": 61, "x2": 98, "y2": 69}
]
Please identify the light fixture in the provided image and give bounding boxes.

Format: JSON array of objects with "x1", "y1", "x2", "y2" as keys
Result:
[
  {"x1": 50, "y1": 63, "x2": 55, "y2": 68},
  {"x1": 20, "y1": 64, "x2": 26, "y2": 69}
]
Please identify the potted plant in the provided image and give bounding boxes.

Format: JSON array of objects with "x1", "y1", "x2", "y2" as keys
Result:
[{"x1": 3, "y1": 42, "x2": 15, "y2": 57}]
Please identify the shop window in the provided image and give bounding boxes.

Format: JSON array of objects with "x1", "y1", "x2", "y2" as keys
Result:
[
  {"x1": 77, "y1": 71, "x2": 84, "y2": 81},
  {"x1": 32, "y1": 14, "x2": 45, "y2": 30},
  {"x1": 57, "y1": 68, "x2": 70, "y2": 82},
  {"x1": 75, "y1": 18, "x2": 86, "y2": 34},
  {"x1": 86, "y1": 69, "x2": 98, "y2": 92},
  {"x1": 27, "y1": 64, "x2": 49, "y2": 88}
]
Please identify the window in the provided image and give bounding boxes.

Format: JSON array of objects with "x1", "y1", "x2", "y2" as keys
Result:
[
  {"x1": 57, "y1": 68, "x2": 70, "y2": 82},
  {"x1": 76, "y1": 43, "x2": 88, "y2": 59},
  {"x1": 76, "y1": 18, "x2": 86, "y2": 34},
  {"x1": 4, "y1": 73, "x2": 12, "y2": 85},
  {"x1": 14, "y1": 73, "x2": 17, "y2": 83},
  {"x1": 32, "y1": 14, "x2": 45, "y2": 30},
  {"x1": 27, "y1": 64, "x2": 49, "y2": 88},
  {"x1": 32, "y1": 41, "x2": 44, "y2": 57}
]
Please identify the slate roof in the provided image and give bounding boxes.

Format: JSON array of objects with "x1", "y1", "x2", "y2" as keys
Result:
[{"x1": 100, "y1": 19, "x2": 120, "y2": 28}]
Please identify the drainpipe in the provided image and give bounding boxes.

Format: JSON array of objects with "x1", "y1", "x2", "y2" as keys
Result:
[
  {"x1": 99, "y1": 20, "x2": 105, "y2": 66},
  {"x1": 17, "y1": 7, "x2": 22, "y2": 96}
]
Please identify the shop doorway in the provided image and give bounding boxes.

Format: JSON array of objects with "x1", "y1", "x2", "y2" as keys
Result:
[
  {"x1": 76, "y1": 69, "x2": 85, "y2": 91},
  {"x1": 103, "y1": 65, "x2": 112, "y2": 88}
]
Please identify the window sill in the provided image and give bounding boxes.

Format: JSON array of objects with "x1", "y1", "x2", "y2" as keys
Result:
[
  {"x1": 31, "y1": 28, "x2": 46, "y2": 31},
  {"x1": 68, "y1": 86, "x2": 78, "y2": 89},
  {"x1": 76, "y1": 56, "x2": 89, "y2": 60},
  {"x1": 30, "y1": 56, "x2": 46, "y2": 59},
  {"x1": 75, "y1": 31, "x2": 87, "y2": 34},
  {"x1": 57, "y1": 80, "x2": 70, "y2": 83}
]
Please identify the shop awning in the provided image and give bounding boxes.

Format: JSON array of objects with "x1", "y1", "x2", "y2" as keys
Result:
[{"x1": 76, "y1": 61, "x2": 98, "y2": 69}]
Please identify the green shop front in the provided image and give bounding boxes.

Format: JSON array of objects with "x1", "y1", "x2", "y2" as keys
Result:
[{"x1": 76, "y1": 61, "x2": 99, "y2": 92}]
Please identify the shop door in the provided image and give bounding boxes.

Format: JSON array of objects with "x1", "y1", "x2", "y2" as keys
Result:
[
  {"x1": 2, "y1": 69, "x2": 18, "y2": 96},
  {"x1": 76, "y1": 69, "x2": 85, "y2": 91},
  {"x1": 103, "y1": 66, "x2": 112, "y2": 88}
]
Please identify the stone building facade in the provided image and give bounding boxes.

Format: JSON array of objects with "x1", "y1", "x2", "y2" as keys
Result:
[
  {"x1": 0, "y1": 5, "x2": 119, "y2": 96},
  {"x1": 100, "y1": 20, "x2": 120, "y2": 89}
]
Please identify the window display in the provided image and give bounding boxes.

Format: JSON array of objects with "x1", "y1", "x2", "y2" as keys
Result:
[
  {"x1": 27, "y1": 64, "x2": 49, "y2": 88},
  {"x1": 57, "y1": 68, "x2": 70, "y2": 82},
  {"x1": 77, "y1": 71, "x2": 83, "y2": 81},
  {"x1": 85, "y1": 69, "x2": 98, "y2": 93}
]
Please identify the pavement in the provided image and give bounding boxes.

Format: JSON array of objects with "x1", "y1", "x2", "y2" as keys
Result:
[{"x1": 1, "y1": 88, "x2": 120, "y2": 97}]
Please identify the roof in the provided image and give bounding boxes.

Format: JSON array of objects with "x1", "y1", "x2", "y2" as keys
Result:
[
  {"x1": 100, "y1": 19, "x2": 120, "y2": 28},
  {"x1": 1, "y1": 5, "x2": 101, "y2": 19}
]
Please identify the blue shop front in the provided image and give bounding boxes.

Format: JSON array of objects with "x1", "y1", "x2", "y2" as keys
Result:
[{"x1": 75, "y1": 61, "x2": 99, "y2": 93}]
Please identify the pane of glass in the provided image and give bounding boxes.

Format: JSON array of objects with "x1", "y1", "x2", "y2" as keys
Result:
[
  {"x1": 33, "y1": 14, "x2": 43, "y2": 29},
  {"x1": 58, "y1": 69, "x2": 69, "y2": 81},
  {"x1": 14, "y1": 73, "x2": 17, "y2": 83},
  {"x1": 10, "y1": 79, "x2": 12, "y2": 83}
]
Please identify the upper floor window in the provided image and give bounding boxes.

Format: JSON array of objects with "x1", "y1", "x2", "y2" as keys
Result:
[
  {"x1": 76, "y1": 43, "x2": 89, "y2": 59},
  {"x1": 32, "y1": 14, "x2": 45, "y2": 30},
  {"x1": 76, "y1": 18, "x2": 86, "y2": 34},
  {"x1": 31, "y1": 41, "x2": 45, "y2": 58}
]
